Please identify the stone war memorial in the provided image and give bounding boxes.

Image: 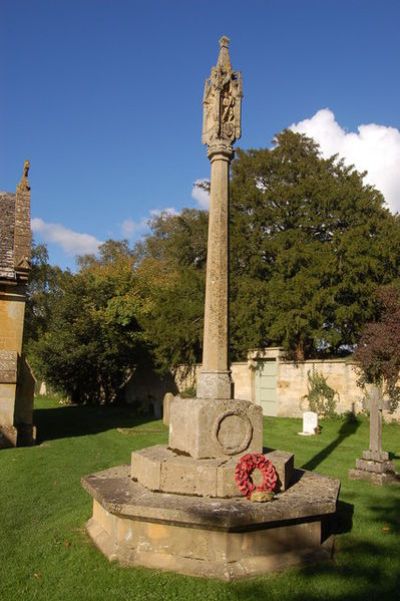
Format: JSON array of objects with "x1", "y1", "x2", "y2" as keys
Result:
[
  {"x1": 0, "y1": 161, "x2": 35, "y2": 448},
  {"x1": 82, "y1": 38, "x2": 340, "y2": 580}
]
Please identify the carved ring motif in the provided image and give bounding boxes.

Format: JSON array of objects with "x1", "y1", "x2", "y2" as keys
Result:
[{"x1": 213, "y1": 410, "x2": 253, "y2": 455}]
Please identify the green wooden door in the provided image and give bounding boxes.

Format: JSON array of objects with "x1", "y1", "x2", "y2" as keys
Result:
[{"x1": 255, "y1": 359, "x2": 278, "y2": 416}]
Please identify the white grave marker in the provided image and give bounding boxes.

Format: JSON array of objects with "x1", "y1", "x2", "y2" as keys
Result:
[{"x1": 299, "y1": 411, "x2": 318, "y2": 436}]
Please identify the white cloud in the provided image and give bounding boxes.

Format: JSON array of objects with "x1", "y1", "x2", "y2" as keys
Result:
[
  {"x1": 149, "y1": 207, "x2": 180, "y2": 218},
  {"x1": 121, "y1": 217, "x2": 149, "y2": 238},
  {"x1": 121, "y1": 207, "x2": 179, "y2": 239},
  {"x1": 192, "y1": 179, "x2": 210, "y2": 209},
  {"x1": 290, "y1": 109, "x2": 400, "y2": 213},
  {"x1": 32, "y1": 218, "x2": 103, "y2": 255}
]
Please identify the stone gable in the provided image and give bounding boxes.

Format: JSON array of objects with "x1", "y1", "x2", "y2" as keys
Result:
[{"x1": 0, "y1": 192, "x2": 16, "y2": 280}]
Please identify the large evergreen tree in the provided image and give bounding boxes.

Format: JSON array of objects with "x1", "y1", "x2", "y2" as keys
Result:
[
  {"x1": 229, "y1": 130, "x2": 400, "y2": 359},
  {"x1": 135, "y1": 209, "x2": 207, "y2": 371}
]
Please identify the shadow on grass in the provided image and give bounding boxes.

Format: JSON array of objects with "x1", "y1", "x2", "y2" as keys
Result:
[
  {"x1": 232, "y1": 532, "x2": 399, "y2": 601},
  {"x1": 34, "y1": 404, "x2": 159, "y2": 443},
  {"x1": 231, "y1": 481, "x2": 400, "y2": 601},
  {"x1": 302, "y1": 415, "x2": 361, "y2": 472},
  {"x1": 331, "y1": 498, "x2": 354, "y2": 535},
  {"x1": 368, "y1": 489, "x2": 400, "y2": 535}
]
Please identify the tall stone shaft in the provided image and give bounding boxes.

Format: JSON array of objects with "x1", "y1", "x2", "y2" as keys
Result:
[
  {"x1": 197, "y1": 37, "x2": 242, "y2": 400},
  {"x1": 202, "y1": 150, "x2": 230, "y2": 372}
]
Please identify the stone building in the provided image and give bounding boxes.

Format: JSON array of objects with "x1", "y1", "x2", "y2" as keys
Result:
[{"x1": 0, "y1": 162, "x2": 35, "y2": 447}]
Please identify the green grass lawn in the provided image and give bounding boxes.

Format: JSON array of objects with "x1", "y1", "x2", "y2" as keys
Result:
[{"x1": 1, "y1": 397, "x2": 399, "y2": 601}]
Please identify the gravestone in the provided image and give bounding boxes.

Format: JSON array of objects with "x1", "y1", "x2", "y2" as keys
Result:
[
  {"x1": 162, "y1": 392, "x2": 174, "y2": 426},
  {"x1": 82, "y1": 37, "x2": 340, "y2": 580},
  {"x1": 299, "y1": 411, "x2": 318, "y2": 436},
  {"x1": 349, "y1": 385, "x2": 399, "y2": 485}
]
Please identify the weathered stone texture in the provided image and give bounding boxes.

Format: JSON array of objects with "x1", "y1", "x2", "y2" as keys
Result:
[
  {"x1": 131, "y1": 445, "x2": 295, "y2": 498},
  {"x1": 84, "y1": 465, "x2": 339, "y2": 532},
  {"x1": 0, "y1": 193, "x2": 16, "y2": 279},
  {"x1": 200, "y1": 154, "x2": 230, "y2": 378},
  {"x1": 170, "y1": 356, "x2": 382, "y2": 419},
  {"x1": 168, "y1": 397, "x2": 263, "y2": 459},
  {"x1": 348, "y1": 468, "x2": 400, "y2": 486},
  {"x1": 0, "y1": 164, "x2": 34, "y2": 448},
  {"x1": 349, "y1": 385, "x2": 399, "y2": 485},
  {"x1": 0, "y1": 288, "x2": 26, "y2": 352},
  {"x1": 198, "y1": 37, "x2": 242, "y2": 400},
  {"x1": 0, "y1": 350, "x2": 18, "y2": 383},
  {"x1": 82, "y1": 465, "x2": 339, "y2": 580},
  {"x1": 14, "y1": 189, "x2": 32, "y2": 270},
  {"x1": 162, "y1": 392, "x2": 175, "y2": 426}
]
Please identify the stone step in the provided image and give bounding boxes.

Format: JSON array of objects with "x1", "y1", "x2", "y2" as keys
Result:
[{"x1": 130, "y1": 444, "x2": 294, "y2": 498}]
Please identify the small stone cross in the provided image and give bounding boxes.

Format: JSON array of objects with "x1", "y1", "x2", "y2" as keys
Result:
[{"x1": 366, "y1": 386, "x2": 383, "y2": 454}]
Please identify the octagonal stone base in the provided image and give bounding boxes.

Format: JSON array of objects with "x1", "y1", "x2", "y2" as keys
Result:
[{"x1": 82, "y1": 465, "x2": 340, "y2": 581}]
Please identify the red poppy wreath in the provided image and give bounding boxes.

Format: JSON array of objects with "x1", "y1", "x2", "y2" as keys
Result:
[{"x1": 234, "y1": 452, "x2": 278, "y2": 499}]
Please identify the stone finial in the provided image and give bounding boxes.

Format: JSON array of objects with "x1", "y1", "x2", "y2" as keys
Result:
[
  {"x1": 18, "y1": 160, "x2": 30, "y2": 192},
  {"x1": 217, "y1": 36, "x2": 232, "y2": 71},
  {"x1": 202, "y1": 37, "x2": 242, "y2": 150},
  {"x1": 14, "y1": 159, "x2": 31, "y2": 274}
]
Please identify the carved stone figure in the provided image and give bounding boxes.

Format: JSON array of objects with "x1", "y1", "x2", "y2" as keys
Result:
[{"x1": 202, "y1": 36, "x2": 242, "y2": 150}]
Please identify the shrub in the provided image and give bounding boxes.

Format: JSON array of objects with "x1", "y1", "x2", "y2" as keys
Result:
[{"x1": 304, "y1": 368, "x2": 338, "y2": 417}]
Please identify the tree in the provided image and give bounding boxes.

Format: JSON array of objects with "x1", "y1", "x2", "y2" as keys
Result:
[
  {"x1": 354, "y1": 285, "x2": 400, "y2": 411},
  {"x1": 130, "y1": 131, "x2": 400, "y2": 368},
  {"x1": 229, "y1": 130, "x2": 400, "y2": 359},
  {"x1": 24, "y1": 241, "x2": 67, "y2": 349},
  {"x1": 136, "y1": 208, "x2": 208, "y2": 269},
  {"x1": 32, "y1": 131, "x2": 400, "y2": 394},
  {"x1": 30, "y1": 240, "x2": 148, "y2": 404},
  {"x1": 135, "y1": 209, "x2": 208, "y2": 371}
]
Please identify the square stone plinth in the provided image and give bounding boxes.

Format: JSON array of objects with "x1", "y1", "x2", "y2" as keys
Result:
[
  {"x1": 348, "y1": 468, "x2": 400, "y2": 486},
  {"x1": 130, "y1": 445, "x2": 294, "y2": 498},
  {"x1": 169, "y1": 397, "x2": 263, "y2": 459},
  {"x1": 82, "y1": 465, "x2": 340, "y2": 580},
  {"x1": 349, "y1": 453, "x2": 399, "y2": 486}
]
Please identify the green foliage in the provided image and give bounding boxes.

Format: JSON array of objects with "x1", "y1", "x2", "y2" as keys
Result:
[
  {"x1": 135, "y1": 209, "x2": 207, "y2": 370},
  {"x1": 104, "y1": 131, "x2": 400, "y2": 371},
  {"x1": 25, "y1": 132, "x2": 400, "y2": 395},
  {"x1": 24, "y1": 241, "x2": 67, "y2": 348},
  {"x1": 180, "y1": 385, "x2": 196, "y2": 398},
  {"x1": 354, "y1": 285, "x2": 400, "y2": 413},
  {"x1": 304, "y1": 368, "x2": 338, "y2": 416},
  {"x1": 29, "y1": 241, "x2": 148, "y2": 404},
  {"x1": 230, "y1": 130, "x2": 400, "y2": 360},
  {"x1": 137, "y1": 208, "x2": 208, "y2": 269}
]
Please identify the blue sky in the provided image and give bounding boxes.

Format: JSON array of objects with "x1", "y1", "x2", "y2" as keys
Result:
[{"x1": 1, "y1": 0, "x2": 400, "y2": 268}]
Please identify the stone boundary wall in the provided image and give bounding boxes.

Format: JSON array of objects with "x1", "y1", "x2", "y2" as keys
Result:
[
  {"x1": 276, "y1": 359, "x2": 361, "y2": 417},
  {"x1": 174, "y1": 358, "x2": 400, "y2": 421}
]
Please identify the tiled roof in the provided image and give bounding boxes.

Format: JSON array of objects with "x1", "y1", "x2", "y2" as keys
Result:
[{"x1": 0, "y1": 192, "x2": 16, "y2": 279}]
